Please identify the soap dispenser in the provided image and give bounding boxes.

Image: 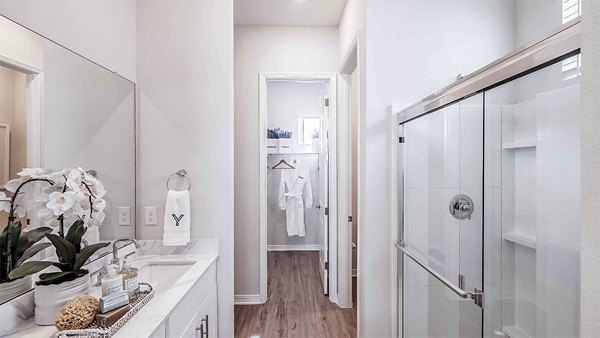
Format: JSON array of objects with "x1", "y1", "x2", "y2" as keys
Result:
[
  {"x1": 101, "y1": 264, "x2": 124, "y2": 297},
  {"x1": 120, "y1": 253, "x2": 140, "y2": 301}
]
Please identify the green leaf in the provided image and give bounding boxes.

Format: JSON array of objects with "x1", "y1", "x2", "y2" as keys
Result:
[
  {"x1": 14, "y1": 227, "x2": 52, "y2": 259},
  {"x1": 73, "y1": 242, "x2": 109, "y2": 272},
  {"x1": 9, "y1": 221, "x2": 22, "y2": 250},
  {"x1": 65, "y1": 220, "x2": 83, "y2": 242},
  {"x1": 66, "y1": 221, "x2": 86, "y2": 253},
  {"x1": 19, "y1": 227, "x2": 53, "y2": 243},
  {"x1": 46, "y1": 233, "x2": 76, "y2": 267},
  {"x1": 37, "y1": 271, "x2": 76, "y2": 285},
  {"x1": 15, "y1": 243, "x2": 52, "y2": 267},
  {"x1": 0, "y1": 231, "x2": 7, "y2": 253},
  {"x1": 8, "y1": 260, "x2": 54, "y2": 280},
  {"x1": 52, "y1": 262, "x2": 71, "y2": 272}
]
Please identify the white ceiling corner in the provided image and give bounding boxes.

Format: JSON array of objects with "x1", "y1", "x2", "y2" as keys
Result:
[{"x1": 234, "y1": 0, "x2": 348, "y2": 27}]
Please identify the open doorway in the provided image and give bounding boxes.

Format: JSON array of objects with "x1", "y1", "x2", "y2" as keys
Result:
[
  {"x1": 0, "y1": 65, "x2": 28, "y2": 228},
  {"x1": 258, "y1": 73, "x2": 337, "y2": 303},
  {"x1": 233, "y1": 72, "x2": 357, "y2": 336}
]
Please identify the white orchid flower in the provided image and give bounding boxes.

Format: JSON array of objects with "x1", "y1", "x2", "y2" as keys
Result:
[
  {"x1": 87, "y1": 211, "x2": 106, "y2": 227},
  {"x1": 37, "y1": 207, "x2": 55, "y2": 222},
  {"x1": 0, "y1": 191, "x2": 11, "y2": 213},
  {"x1": 17, "y1": 168, "x2": 49, "y2": 179},
  {"x1": 66, "y1": 168, "x2": 86, "y2": 192},
  {"x1": 4, "y1": 177, "x2": 27, "y2": 193},
  {"x1": 46, "y1": 191, "x2": 79, "y2": 216},
  {"x1": 48, "y1": 170, "x2": 68, "y2": 187}
]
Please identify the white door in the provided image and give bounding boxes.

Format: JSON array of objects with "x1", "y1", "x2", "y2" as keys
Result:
[{"x1": 318, "y1": 95, "x2": 330, "y2": 294}]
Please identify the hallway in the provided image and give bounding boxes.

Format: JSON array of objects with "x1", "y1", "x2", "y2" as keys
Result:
[{"x1": 234, "y1": 251, "x2": 357, "y2": 337}]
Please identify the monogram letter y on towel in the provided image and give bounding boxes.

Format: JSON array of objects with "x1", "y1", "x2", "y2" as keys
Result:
[{"x1": 163, "y1": 190, "x2": 191, "y2": 246}]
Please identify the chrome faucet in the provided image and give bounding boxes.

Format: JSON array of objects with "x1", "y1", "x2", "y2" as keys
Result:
[{"x1": 110, "y1": 238, "x2": 140, "y2": 266}]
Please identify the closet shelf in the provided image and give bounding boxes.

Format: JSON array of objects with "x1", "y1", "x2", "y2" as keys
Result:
[
  {"x1": 502, "y1": 326, "x2": 533, "y2": 338},
  {"x1": 502, "y1": 141, "x2": 536, "y2": 149},
  {"x1": 503, "y1": 232, "x2": 537, "y2": 250},
  {"x1": 268, "y1": 152, "x2": 319, "y2": 155}
]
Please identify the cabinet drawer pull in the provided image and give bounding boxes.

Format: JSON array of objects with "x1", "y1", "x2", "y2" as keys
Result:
[{"x1": 201, "y1": 315, "x2": 209, "y2": 337}]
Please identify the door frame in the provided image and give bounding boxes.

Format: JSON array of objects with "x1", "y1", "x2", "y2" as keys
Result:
[
  {"x1": 258, "y1": 72, "x2": 338, "y2": 304},
  {"x1": 336, "y1": 32, "x2": 360, "y2": 310},
  {"x1": 0, "y1": 41, "x2": 44, "y2": 230}
]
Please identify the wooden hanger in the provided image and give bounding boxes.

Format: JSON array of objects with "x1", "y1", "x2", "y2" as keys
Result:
[{"x1": 272, "y1": 158, "x2": 295, "y2": 169}]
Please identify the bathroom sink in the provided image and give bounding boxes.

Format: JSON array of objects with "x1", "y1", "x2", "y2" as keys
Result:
[{"x1": 136, "y1": 261, "x2": 195, "y2": 293}]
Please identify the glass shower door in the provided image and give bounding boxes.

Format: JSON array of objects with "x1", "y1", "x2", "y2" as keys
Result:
[{"x1": 400, "y1": 94, "x2": 484, "y2": 337}]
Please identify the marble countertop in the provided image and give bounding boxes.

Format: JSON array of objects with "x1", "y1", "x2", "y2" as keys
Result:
[{"x1": 6, "y1": 253, "x2": 219, "y2": 338}]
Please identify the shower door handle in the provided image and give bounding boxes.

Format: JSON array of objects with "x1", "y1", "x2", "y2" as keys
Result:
[{"x1": 395, "y1": 242, "x2": 484, "y2": 308}]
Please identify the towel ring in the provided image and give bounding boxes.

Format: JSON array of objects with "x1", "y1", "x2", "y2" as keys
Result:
[{"x1": 166, "y1": 169, "x2": 191, "y2": 191}]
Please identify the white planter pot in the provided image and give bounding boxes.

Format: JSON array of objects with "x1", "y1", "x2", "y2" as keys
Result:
[
  {"x1": 34, "y1": 274, "x2": 90, "y2": 325},
  {"x1": 0, "y1": 276, "x2": 32, "y2": 303},
  {"x1": 312, "y1": 138, "x2": 320, "y2": 153},
  {"x1": 267, "y1": 139, "x2": 279, "y2": 154},
  {"x1": 278, "y1": 138, "x2": 292, "y2": 153}
]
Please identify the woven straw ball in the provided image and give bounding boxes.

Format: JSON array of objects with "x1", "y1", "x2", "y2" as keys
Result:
[{"x1": 55, "y1": 295, "x2": 99, "y2": 331}]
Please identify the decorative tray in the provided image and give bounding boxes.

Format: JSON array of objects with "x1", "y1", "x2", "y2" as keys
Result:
[{"x1": 55, "y1": 283, "x2": 155, "y2": 338}]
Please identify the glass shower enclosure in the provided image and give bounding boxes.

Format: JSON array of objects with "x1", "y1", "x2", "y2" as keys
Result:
[{"x1": 396, "y1": 23, "x2": 581, "y2": 338}]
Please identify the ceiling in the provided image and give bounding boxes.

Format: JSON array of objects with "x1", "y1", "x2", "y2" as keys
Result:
[{"x1": 234, "y1": 0, "x2": 348, "y2": 27}]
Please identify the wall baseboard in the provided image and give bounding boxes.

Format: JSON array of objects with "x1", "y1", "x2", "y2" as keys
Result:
[
  {"x1": 267, "y1": 244, "x2": 320, "y2": 251},
  {"x1": 234, "y1": 294, "x2": 262, "y2": 305}
]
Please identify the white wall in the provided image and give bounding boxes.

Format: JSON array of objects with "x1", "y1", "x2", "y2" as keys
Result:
[
  {"x1": 136, "y1": 1, "x2": 234, "y2": 336},
  {"x1": 338, "y1": 0, "x2": 364, "y2": 63},
  {"x1": 234, "y1": 26, "x2": 338, "y2": 297},
  {"x1": 0, "y1": 0, "x2": 136, "y2": 81},
  {"x1": 266, "y1": 81, "x2": 324, "y2": 248},
  {"x1": 580, "y1": 0, "x2": 600, "y2": 335},
  {"x1": 361, "y1": 1, "x2": 515, "y2": 336},
  {"x1": 515, "y1": 0, "x2": 562, "y2": 46}
]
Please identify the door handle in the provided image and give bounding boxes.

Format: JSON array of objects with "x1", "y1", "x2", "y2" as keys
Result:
[{"x1": 395, "y1": 242, "x2": 484, "y2": 308}]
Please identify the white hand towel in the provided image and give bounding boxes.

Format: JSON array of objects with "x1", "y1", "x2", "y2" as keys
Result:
[{"x1": 162, "y1": 190, "x2": 191, "y2": 246}]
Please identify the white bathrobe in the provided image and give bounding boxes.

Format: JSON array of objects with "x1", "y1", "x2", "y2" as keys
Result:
[{"x1": 278, "y1": 160, "x2": 313, "y2": 237}]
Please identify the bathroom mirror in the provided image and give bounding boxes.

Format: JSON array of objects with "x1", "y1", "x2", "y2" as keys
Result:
[{"x1": 0, "y1": 15, "x2": 136, "y2": 304}]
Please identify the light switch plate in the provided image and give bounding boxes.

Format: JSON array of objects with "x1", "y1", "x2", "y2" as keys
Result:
[
  {"x1": 118, "y1": 207, "x2": 130, "y2": 226},
  {"x1": 145, "y1": 207, "x2": 157, "y2": 225}
]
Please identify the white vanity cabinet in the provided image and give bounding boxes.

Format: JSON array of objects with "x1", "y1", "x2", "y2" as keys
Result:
[
  {"x1": 182, "y1": 287, "x2": 218, "y2": 338},
  {"x1": 149, "y1": 259, "x2": 218, "y2": 338}
]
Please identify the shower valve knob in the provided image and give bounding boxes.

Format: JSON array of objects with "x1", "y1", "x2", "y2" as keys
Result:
[{"x1": 449, "y1": 194, "x2": 474, "y2": 220}]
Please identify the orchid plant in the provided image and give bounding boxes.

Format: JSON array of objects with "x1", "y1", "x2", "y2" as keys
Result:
[
  {"x1": 35, "y1": 167, "x2": 107, "y2": 237},
  {"x1": 0, "y1": 169, "x2": 54, "y2": 283},
  {"x1": 0, "y1": 168, "x2": 108, "y2": 284}
]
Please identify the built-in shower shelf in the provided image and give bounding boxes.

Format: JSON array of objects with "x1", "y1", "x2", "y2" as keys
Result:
[
  {"x1": 502, "y1": 141, "x2": 536, "y2": 149},
  {"x1": 503, "y1": 232, "x2": 537, "y2": 250},
  {"x1": 502, "y1": 326, "x2": 533, "y2": 338}
]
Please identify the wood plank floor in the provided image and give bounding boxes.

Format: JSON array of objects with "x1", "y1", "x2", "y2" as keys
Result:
[{"x1": 235, "y1": 251, "x2": 357, "y2": 338}]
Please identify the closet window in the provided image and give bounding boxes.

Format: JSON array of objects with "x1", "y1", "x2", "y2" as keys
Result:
[
  {"x1": 562, "y1": 0, "x2": 582, "y2": 80},
  {"x1": 297, "y1": 117, "x2": 320, "y2": 145}
]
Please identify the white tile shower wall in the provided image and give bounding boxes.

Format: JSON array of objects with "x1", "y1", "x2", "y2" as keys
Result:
[{"x1": 535, "y1": 85, "x2": 580, "y2": 337}]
